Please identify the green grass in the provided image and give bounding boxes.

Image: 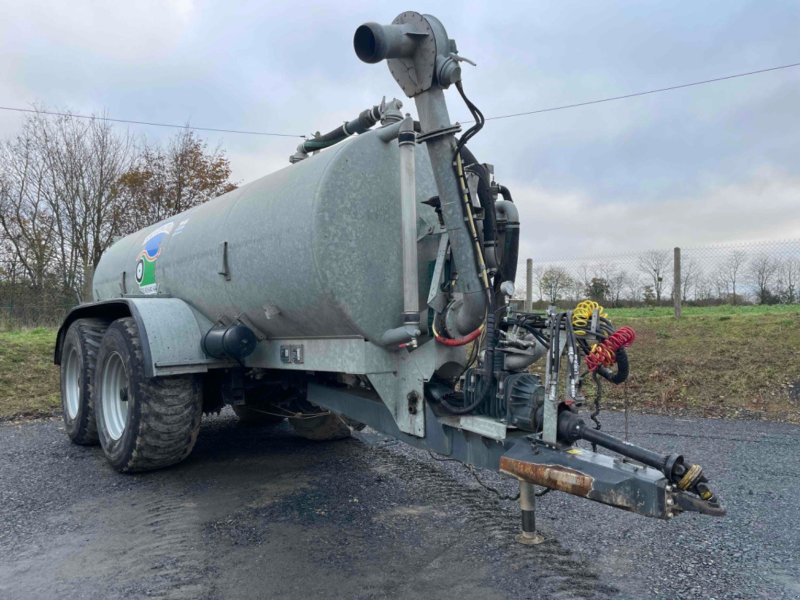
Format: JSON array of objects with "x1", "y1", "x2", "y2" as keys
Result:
[
  {"x1": 603, "y1": 306, "x2": 800, "y2": 422},
  {"x1": 607, "y1": 304, "x2": 800, "y2": 319},
  {"x1": 0, "y1": 328, "x2": 60, "y2": 420}
]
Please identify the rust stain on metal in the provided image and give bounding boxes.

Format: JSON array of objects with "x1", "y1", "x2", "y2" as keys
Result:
[{"x1": 499, "y1": 456, "x2": 593, "y2": 497}]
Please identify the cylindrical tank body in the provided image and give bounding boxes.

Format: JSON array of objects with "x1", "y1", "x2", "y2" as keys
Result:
[{"x1": 93, "y1": 129, "x2": 441, "y2": 343}]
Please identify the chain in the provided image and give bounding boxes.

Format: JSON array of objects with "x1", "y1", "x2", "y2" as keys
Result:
[
  {"x1": 590, "y1": 372, "x2": 603, "y2": 452},
  {"x1": 624, "y1": 381, "x2": 630, "y2": 441}
]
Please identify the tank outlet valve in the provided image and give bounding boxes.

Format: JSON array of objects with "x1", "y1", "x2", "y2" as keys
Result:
[{"x1": 380, "y1": 325, "x2": 421, "y2": 348}]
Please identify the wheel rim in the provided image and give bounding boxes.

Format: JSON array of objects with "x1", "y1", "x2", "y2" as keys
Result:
[
  {"x1": 64, "y1": 346, "x2": 81, "y2": 419},
  {"x1": 101, "y1": 352, "x2": 129, "y2": 440}
]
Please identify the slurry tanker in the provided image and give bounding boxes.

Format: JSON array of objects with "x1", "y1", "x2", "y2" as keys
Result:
[{"x1": 55, "y1": 11, "x2": 724, "y2": 540}]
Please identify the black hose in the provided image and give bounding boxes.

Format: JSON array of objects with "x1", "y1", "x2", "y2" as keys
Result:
[
  {"x1": 302, "y1": 105, "x2": 381, "y2": 152},
  {"x1": 497, "y1": 184, "x2": 514, "y2": 203},
  {"x1": 597, "y1": 347, "x2": 629, "y2": 384},
  {"x1": 454, "y1": 81, "x2": 485, "y2": 158},
  {"x1": 302, "y1": 125, "x2": 348, "y2": 150}
]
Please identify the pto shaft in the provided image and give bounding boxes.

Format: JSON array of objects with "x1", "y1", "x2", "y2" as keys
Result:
[{"x1": 556, "y1": 411, "x2": 721, "y2": 506}]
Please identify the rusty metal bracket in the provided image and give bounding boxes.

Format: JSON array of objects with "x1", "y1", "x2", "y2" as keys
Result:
[{"x1": 500, "y1": 440, "x2": 671, "y2": 519}]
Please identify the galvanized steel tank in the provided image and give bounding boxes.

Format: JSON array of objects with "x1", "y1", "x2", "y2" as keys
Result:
[{"x1": 93, "y1": 128, "x2": 440, "y2": 343}]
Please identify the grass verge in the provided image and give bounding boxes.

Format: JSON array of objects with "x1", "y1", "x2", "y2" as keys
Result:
[
  {"x1": 0, "y1": 328, "x2": 60, "y2": 421},
  {"x1": 602, "y1": 306, "x2": 800, "y2": 423}
]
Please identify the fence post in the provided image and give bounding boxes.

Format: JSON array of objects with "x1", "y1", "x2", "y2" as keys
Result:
[
  {"x1": 673, "y1": 247, "x2": 681, "y2": 319},
  {"x1": 525, "y1": 258, "x2": 533, "y2": 312}
]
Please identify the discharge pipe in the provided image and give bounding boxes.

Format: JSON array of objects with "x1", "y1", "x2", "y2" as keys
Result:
[
  {"x1": 355, "y1": 13, "x2": 488, "y2": 336},
  {"x1": 399, "y1": 117, "x2": 420, "y2": 326},
  {"x1": 380, "y1": 115, "x2": 422, "y2": 347},
  {"x1": 354, "y1": 22, "x2": 422, "y2": 63}
]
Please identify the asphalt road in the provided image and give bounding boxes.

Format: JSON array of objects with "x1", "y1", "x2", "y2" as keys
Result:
[{"x1": 0, "y1": 410, "x2": 798, "y2": 599}]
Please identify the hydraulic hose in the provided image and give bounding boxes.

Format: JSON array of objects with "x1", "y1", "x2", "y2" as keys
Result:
[
  {"x1": 300, "y1": 105, "x2": 382, "y2": 152},
  {"x1": 597, "y1": 347, "x2": 629, "y2": 384},
  {"x1": 432, "y1": 322, "x2": 482, "y2": 346}
]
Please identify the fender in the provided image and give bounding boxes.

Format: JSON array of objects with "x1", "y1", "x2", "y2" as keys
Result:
[{"x1": 54, "y1": 298, "x2": 227, "y2": 377}]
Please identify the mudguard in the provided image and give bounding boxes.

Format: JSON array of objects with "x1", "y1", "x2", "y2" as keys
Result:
[{"x1": 54, "y1": 298, "x2": 225, "y2": 377}]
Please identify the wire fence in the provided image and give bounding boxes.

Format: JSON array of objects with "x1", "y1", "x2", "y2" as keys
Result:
[
  {"x1": 0, "y1": 301, "x2": 75, "y2": 329},
  {"x1": 515, "y1": 239, "x2": 800, "y2": 308}
]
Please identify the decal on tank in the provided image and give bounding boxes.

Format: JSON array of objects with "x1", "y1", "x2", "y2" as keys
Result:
[{"x1": 135, "y1": 222, "x2": 174, "y2": 295}]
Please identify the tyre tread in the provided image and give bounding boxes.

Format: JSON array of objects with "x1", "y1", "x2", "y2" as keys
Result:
[
  {"x1": 97, "y1": 318, "x2": 202, "y2": 473},
  {"x1": 62, "y1": 318, "x2": 109, "y2": 445}
]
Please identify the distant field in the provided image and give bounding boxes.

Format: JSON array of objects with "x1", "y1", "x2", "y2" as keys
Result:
[
  {"x1": 607, "y1": 304, "x2": 800, "y2": 319},
  {"x1": 1, "y1": 304, "x2": 798, "y2": 422}
]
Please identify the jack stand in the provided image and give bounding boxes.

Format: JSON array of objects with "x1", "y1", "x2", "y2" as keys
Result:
[{"x1": 516, "y1": 481, "x2": 545, "y2": 545}]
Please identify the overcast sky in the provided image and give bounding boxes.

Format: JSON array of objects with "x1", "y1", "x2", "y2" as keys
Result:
[{"x1": 1, "y1": 0, "x2": 799, "y2": 260}]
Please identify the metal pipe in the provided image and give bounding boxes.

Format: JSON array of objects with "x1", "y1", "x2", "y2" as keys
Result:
[
  {"x1": 353, "y1": 22, "x2": 420, "y2": 63},
  {"x1": 414, "y1": 88, "x2": 487, "y2": 336},
  {"x1": 518, "y1": 481, "x2": 545, "y2": 545},
  {"x1": 398, "y1": 116, "x2": 420, "y2": 325},
  {"x1": 377, "y1": 119, "x2": 405, "y2": 142}
]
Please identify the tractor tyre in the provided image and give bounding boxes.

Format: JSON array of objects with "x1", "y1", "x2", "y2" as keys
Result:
[
  {"x1": 94, "y1": 318, "x2": 202, "y2": 473},
  {"x1": 60, "y1": 318, "x2": 108, "y2": 445}
]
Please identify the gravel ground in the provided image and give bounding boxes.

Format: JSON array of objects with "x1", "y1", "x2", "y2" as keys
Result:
[{"x1": 0, "y1": 410, "x2": 797, "y2": 599}]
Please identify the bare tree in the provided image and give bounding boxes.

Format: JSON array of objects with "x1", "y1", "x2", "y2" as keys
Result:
[
  {"x1": 749, "y1": 254, "x2": 779, "y2": 304},
  {"x1": 532, "y1": 264, "x2": 545, "y2": 302},
  {"x1": 776, "y1": 258, "x2": 800, "y2": 303},
  {"x1": 0, "y1": 125, "x2": 58, "y2": 290},
  {"x1": 574, "y1": 264, "x2": 594, "y2": 298},
  {"x1": 540, "y1": 267, "x2": 573, "y2": 303},
  {"x1": 0, "y1": 110, "x2": 137, "y2": 303},
  {"x1": 694, "y1": 273, "x2": 715, "y2": 302},
  {"x1": 638, "y1": 250, "x2": 671, "y2": 303},
  {"x1": 625, "y1": 273, "x2": 644, "y2": 303},
  {"x1": 602, "y1": 263, "x2": 628, "y2": 307},
  {"x1": 0, "y1": 109, "x2": 239, "y2": 324},
  {"x1": 721, "y1": 250, "x2": 746, "y2": 305},
  {"x1": 680, "y1": 257, "x2": 701, "y2": 302}
]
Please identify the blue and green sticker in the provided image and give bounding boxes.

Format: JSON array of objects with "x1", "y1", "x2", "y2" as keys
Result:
[{"x1": 135, "y1": 222, "x2": 174, "y2": 295}]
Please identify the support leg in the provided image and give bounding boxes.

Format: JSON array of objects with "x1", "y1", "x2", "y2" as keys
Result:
[{"x1": 516, "y1": 481, "x2": 545, "y2": 545}]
